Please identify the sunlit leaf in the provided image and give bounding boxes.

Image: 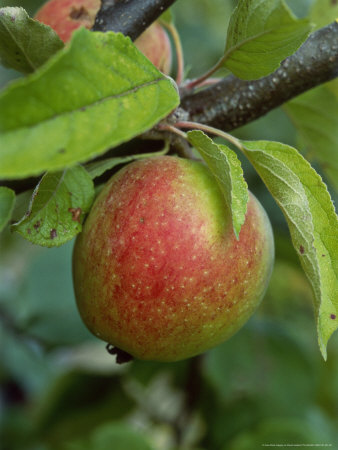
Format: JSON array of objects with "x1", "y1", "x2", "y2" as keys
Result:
[
  {"x1": 0, "y1": 7, "x2": 63, "y2": 73},
  {"x1": 188, "y1": 130, "x2": 248, "y2": 239},
  {"x1": 243, "y1": 140, "x2": 338, "y2": 358},
  {"x1": 13, "y1": 166, "x2": 95, "y2": 247},
  {"x1": 224, "y1": 0, "x2": 312, "y2": 79},
  {"x1": 0, "y1": 28, "x2": 179, "y2": 179}
]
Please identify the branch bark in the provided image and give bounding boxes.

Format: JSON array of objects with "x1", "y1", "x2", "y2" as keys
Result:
[
  {"x1": 92, "y1": 0, "x2": 177, "y2": 40},
  {"x1": 2, "y1": 7, "x2": 338, "y2": 194},
  {"x1": 181, "y1": 21, "x2": 338, "y2": 131}
]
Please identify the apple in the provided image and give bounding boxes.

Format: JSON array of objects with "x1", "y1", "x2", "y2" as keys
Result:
[
  {"x1": 34, "y1": 0, "x2": 172, "y2": 74},
  {"x1": 134, "y1": 22, "x2": 172, "y2": 76},
  {"x1": 72, "y1": 156, "x2": 274, "y2": 362},
  {"x1": 34, "y1": 0, "x2": 101, "y2": 43}
]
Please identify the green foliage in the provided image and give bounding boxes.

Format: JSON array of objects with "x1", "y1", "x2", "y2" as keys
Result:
[
  {"x1": 1, "y1": 225, "x2": 338, "y2": 449},
  {"x1": 311, "y1": 0, "x2": 338, "y2": 29},
  {"x1": 0, "y1": 186, "x2": 15, "y2": 231},
  {"x1": 187, "y1": 130, "x2": 248, "y2": 239},
  {"x1": 0, "y1": 1, "x2": 337, "y2": 448},
  {"x1": 85, "y1": 144, "x2": 169, "y2": 179},
  {"x1": 159, "y1": 8, "x2": 174, "y2": 26},
  {"x1": 34, "y1": 372, "x2": 136, "y2": 448},
  {"x1": 223, "y1": 0, "x2": 312, "y2": 79},
  {"x1": 205, "y1": 320, "x2": 317, "y2": 413},
  {"x1": 243, "y1": 140, "x2": 338, "y2": 358},
  {"x1": 0, "y1": 7, "x2": 63, "y2": 73},
  {"x1": 12, "y1": 166, "x2": 95, "y2": 247},
  {"x1": 284, "y1": 83, "x2": 338, "y2": 191},
  {"x1": 63, "y1": 422, "x2": 154, "y2": 450},
  {"x1": 0, "y1": 28, "x2": 179, "y2": 179},
  {"x1": 0, "y1": 240, "x2": 91, "y2": 347},
  {"x1": 227, "y1": 416, "x2": 334, "y2": 449}
]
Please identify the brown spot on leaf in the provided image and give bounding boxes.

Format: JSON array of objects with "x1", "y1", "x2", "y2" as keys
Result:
[
  {"x1": 68, "y1": 207, "x2": 82, "y2": 222},
  {"x1": 322, "y1": 254, "x2": 326, "y2": 257},
  {"x1": 50, "y1": 229, "x2": 57, "y2": 239},
  {"x1": 299, "y1": 245, "x2": 304, "y2": 254},
  {"x1": 27, "y1": 228, "x2": 31, "y2": 234},
  {"x1": 58, "y1": 148, "x2": 66, "y2": 154},
  {"x1": 331, "y1": 0, "x2": 337, "y2": 5},
  {"x1": 33, "y1": 220, "x2": 41, "y2": 230},
  {"x1": 331, "y1": 314, "x2": 336, "y2": 320}
]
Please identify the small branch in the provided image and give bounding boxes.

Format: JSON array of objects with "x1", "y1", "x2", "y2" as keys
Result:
[
  {"x1": 184, "y1": 58, "x2": 224, "y2": 90},
  {"x1": 181, "y1": 21, "x2": 338, "y2": 131},
  {"x1": 92, "y1": 0, "x2": 177, "y2": 40},
  {"x1": 2, "y1": 23, "x2": 337, "y2": 194}
]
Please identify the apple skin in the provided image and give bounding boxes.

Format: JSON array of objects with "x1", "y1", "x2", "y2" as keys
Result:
[
  {"x1": 34, "y1": 0, "x2": 171, "y2": 74},
  {"x1": 35, "y1": 0, "x2": 101, "y2": 43},
  {"x1": 134, "y1": 22, "x2": 172, "y2": 76},
  {"x1": 72, "y1": 156, "x2": 274, "y2": 362}
]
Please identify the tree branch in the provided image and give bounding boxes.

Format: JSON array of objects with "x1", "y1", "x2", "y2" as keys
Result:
[
  {"x1": 2, "y1": 21, "x2": 338, "y2": 194},
  {"x1": 92, "y1": 0, "x2": 177, "y2": 40},
  {"x1": 181, "y1": 21, "x2": 338, "y2": 131}
]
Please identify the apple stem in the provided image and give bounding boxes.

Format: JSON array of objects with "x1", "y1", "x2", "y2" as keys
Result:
[
  {"x1": 183, "y1": 56, "x2": 225, "y2": 91},
  {"x1": 163, "y1": 21, "x2": 185, "y2": 85},
  {"x1": 158, "y1": 123, "x2": 188, "y2": 139},
  {"x1": 175, "y1": 120, "x2": 243, "y2": 151},
  {"x1": 194, "y1": 77, "x2": 224, "y2": 88}
]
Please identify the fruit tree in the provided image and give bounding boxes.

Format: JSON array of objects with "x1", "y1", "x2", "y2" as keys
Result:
[{"x1": 0, "y1": 0, "x2": 337, "y2": 448}]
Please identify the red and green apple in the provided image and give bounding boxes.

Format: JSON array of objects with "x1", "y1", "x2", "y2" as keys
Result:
[
  {"x1": 34, "y1": 0, "x2": 172, "y2": 74},
  {"x1": 72, "y1": 156, "x2": 274, "y2": 362}
]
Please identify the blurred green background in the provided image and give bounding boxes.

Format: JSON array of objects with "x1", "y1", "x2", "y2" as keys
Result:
[{"x1": 0, "y1": 0, "x2": 337, "y2": 449}]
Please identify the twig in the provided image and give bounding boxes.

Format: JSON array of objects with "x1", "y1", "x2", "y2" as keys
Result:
[
  {"x1": 92, "y1": 0, "x2": 177, "y2": 40},
  {"x1": 181, "y1": 21, "x2": 338, "y2": 131}
]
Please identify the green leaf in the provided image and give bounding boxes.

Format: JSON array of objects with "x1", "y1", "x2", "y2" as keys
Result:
[
  {"x1": 85, "y1": 143, "x2": 170, "y2": 179},
  {"x1": 63, "y1": 421, "x2": 153, "y2": 450},
  {"x1": 187, "y1": 130, "x2": 248, "y2": 239},
  {"x1": 0, "y1": 28, "x2": 180, "y2": 179},
  {"x1": 0, "y1": 7, "x2": 63, "y2": 73},
  {"x1": 327, "y1": 79, "x2": 338, "y2": 100},
  {"x1": 310, "y1": 0, "x2": 338, "y2": 30},
  {"x1": 159, "y1": 9, "x2": 174, "y2": 25},
  {"x1": 12, "y1": 165, "x2": 95, "y2": 247},
  {"x1": 0, "y1": 186, "x2": 15, "y2": 231},
  {"x1": 224, "y1": 0, "x2": 312, "y2": 79},
  {"x1": 205, "y1": 318, "x2": 316, "y2": 409},
  {"x1": 284, "y1": 84, "x2": 338, "y2": 191},
  {"x1": 242, "y1": 140, "x2": 338, "y2": 358}
]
